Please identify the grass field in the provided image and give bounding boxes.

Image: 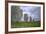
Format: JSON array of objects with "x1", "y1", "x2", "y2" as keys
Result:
[{"x1": 11, "y1": 21, "x2": 40, "y2": 28}]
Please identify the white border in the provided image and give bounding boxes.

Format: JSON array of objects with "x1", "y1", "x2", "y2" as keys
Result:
[{"x1": 8, "y1": 3, "x2": 43, "y2": 32}]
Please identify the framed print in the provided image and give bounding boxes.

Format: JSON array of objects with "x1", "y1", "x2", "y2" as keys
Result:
[{"x1": 5, "y1": 1, "x2": 45, "y2": 34}]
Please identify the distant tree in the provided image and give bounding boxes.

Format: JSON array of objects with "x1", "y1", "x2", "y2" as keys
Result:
[{"x1": 11, "y1": 6, "x2": 23, "y2": 22}]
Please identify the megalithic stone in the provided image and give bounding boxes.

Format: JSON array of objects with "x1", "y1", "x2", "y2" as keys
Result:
[
  {"x1": 30, "y1": 16, "x2": 32, "y2": 22},
  {"x1": 24, "y1": 14, "x2": 28, "y2": 22}
]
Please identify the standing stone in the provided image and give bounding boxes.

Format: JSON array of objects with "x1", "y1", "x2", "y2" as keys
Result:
[
  {"x1": 24, "y1": 14, "x2": 28, "y2": 22},
  {"x1": 30, "y1": 16, "x2": 32, "y2": 22}
]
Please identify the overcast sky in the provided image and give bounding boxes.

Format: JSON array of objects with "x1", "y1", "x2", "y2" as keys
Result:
[{"x1": 20, "y1": 6, "x2": 41, "y2": 21}]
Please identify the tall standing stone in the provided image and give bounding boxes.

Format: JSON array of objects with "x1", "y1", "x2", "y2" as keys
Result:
[
  {"x1": 24, "y1": 14, "x2": 28, "y2": 22},
  {"x1": 30, "y1": 16, "x2": 32, "y2": 22}
]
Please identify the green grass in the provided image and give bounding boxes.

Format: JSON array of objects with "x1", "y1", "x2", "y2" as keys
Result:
[{"x1": 11, "y1": 21, "x2": 40, "y2": 28}]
